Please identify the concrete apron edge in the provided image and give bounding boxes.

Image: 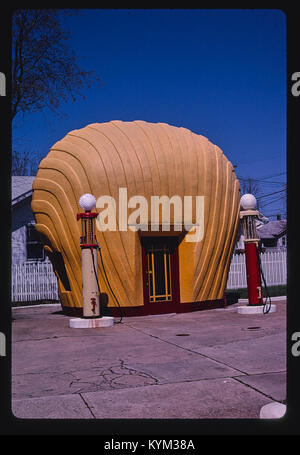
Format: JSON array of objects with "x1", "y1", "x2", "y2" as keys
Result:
[
  {"x1": 12, "y1": 296, "x2": 286, "y2": 310},
  {"x1": 238, "y1": 296, "x2": 286, "y2": 303}
]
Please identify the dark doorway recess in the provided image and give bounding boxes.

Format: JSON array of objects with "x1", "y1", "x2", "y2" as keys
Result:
[{"x1": 141, "y1": 236, "x2": 180, "y2": 314}]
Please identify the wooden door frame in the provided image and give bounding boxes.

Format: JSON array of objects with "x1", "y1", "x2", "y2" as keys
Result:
[{"x1": 141, "y1": 236, "x2": 180, "y2": 314}]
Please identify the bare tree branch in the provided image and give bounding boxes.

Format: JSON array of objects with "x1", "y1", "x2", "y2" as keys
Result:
[
  {"x1": 11, "y1": 9, "x2": 101, "y2": 120},
  {"x1": 12, "y1": 149, "x2": 38, "y2": 175}
]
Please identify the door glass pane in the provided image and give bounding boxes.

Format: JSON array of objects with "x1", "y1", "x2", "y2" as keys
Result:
[
  {"x1": 154, "y1": 250, "x2": 165, "y2": 297},
  {"x1": 147, "y1": 253, "x2": 154, "y2": 300},
  {"x1": 166, "y1": 252, "x2": 171, "y2": 297},
  {"x1": 146, "y1": 244, "x2": 172, "y2": 302}
]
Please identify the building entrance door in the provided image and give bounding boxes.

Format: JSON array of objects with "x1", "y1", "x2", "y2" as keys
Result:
[{"x1": 141, "y1": 237, "x2": 180, "y2": 312}]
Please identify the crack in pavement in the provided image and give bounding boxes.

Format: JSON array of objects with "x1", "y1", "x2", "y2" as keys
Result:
[
  {"x1": 123, "y1": 322, "x2": 248, "y2": 376},
  {"x1": 13, "y1": 358, "x2": 159, "y2": 399},
  {"x1": 67, "y1": 358, "x2": 158, "y2": 393},
  {"x1": 122, "y1": 324, "x2": 286, "y2": 402},
  {"x1": 232, "y1": 374, "x2": 286, "y2": 403},
  {"x1": 13, "y1": 333, "x2": 115, "y2": 342},
  {"x1": 12, "y1": 313, "x2": 286, "y2": 404},
  {"x1": 78, "y1": 393, "x2": 97, "y2": 418}
]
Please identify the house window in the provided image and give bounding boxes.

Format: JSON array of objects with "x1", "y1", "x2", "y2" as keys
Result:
[
  {"x1": 262, "y1": 238, "x2": 277, "y2": 248},
  {"x1": 26, "y1": 223, "x2": 45, "y2": 261}
]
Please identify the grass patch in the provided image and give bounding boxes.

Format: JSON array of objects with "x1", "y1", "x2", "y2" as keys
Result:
[
  {"x1": 226, "y1": 284, "x2": 286, "y2": 302},
  {"x1": 12, "y1": 284, "x2": 287, "y2": 308},
  {"x1": 12, "y1": 299, "x2": 60, "y2": 307}
]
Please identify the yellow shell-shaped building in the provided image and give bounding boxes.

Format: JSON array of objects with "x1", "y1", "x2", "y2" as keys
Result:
[{"x1": 32, "y1": 120, "x2": 240, "y2": 316}]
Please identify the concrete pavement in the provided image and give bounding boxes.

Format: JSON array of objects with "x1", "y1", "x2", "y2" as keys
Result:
[{"x1": 11, "y1": 300, "x2": 286, "y2": 419}]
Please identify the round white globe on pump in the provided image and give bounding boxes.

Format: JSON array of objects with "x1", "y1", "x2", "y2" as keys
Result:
[
  {"x1": 79, "y1": 193, "x2": 96, "y2": 211},
  {"x1": 240, "y1": 193, "x2": 257, "y2": 210}
]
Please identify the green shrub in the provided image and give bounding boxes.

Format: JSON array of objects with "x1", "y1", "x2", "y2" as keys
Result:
[{"x1": 226, "y1": 284, "x2": 286, "y2": 302}]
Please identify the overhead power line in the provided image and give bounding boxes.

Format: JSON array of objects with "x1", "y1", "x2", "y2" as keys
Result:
[
  {"x1": 256, "y1": 189, "x2": 286, "y2": 200},
  {"x1": 254, "y1": 172, "x2": 286, "y2": 180},
  {"x1": 260, "y1": 195, "x2": 285, "y2": 209},
  {"x1": 265, "y1": 213, "x2": 286, "y2": 218},
  {"x1": 237, "y1": 175, "x2": 286, "y2": 184},
  {"x1": 252, "y1": 180, "x2": 285, "y2": 185}
]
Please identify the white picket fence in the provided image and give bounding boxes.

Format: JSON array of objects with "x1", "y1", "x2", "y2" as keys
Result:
[
  {"x1": 226, "y1": 249, "x2": 287, "y2": 289},
  {"x1": 11, "y1": 262, "x2": 59, "y2": 302},
  {"x1": 11, "y1": 249, "x2": 287, "y2": 302}
]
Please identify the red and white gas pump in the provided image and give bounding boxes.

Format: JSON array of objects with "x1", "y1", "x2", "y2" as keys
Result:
[
  {"x1": 237, "y1": 194, "x2": 275, "y2": 314},
  {"x1": 77, "y1": 193, "x2": 100, "y2": 318},
  {"x1": 69, "y1": 193, "x2": 114, "y2": 328},
  {"x1": 240, "y1": 194, "x2": 263, "y2": 306}
]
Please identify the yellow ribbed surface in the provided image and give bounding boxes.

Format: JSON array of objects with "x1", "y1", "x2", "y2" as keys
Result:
[{"x1": 32, "y1": 120, "x2": 240, "y2": 309}]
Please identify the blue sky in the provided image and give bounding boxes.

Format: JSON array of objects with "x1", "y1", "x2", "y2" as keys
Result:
[{"x1": 12, "y1": 9, "x2": 286, "y2": 219}]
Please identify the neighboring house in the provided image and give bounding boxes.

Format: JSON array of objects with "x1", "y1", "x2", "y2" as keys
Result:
[
  {"x1": 229, "y1": 212, "x2": 287, "y2": 290},
  {"x1": 234, "y1": 211, "x2": 287, "y2": 252},
  {"x1": 257, "y1": 218, "x2": 287, "y2": 249},
  {"x1": 12, "y1": 176, "x2": 47, "y2": 265},
  {"x1": 11, "y1": 176, "x2": 58, "y2": 303}
]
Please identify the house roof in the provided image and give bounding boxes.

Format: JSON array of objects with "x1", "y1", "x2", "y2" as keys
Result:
[
  {"x1": 12, "y1": 176, "x2": 35, "y2": 205},
  {"x1": 257, "y1": 219, "x2": 287, "y2": 239}
]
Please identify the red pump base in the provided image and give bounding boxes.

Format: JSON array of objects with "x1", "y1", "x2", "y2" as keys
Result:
[{"x1": 244, "y1": 242, "x2": 263, "y2": 305}]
